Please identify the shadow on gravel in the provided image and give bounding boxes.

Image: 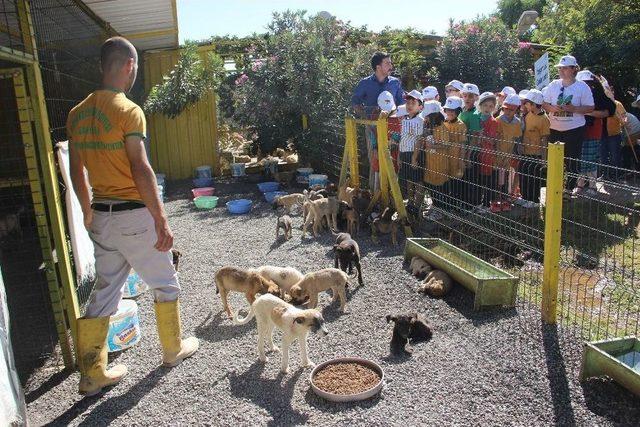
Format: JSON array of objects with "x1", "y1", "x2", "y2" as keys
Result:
[
  {"x1": 228, "y1": 361, "x2": 309, "y2": 427},
  {"x1": 195, "y1": 311, "x2": 253, "y2": 342},
  {"x1": 541, "y1": 324, "x2": 576, "y2": 426},
  {"x1": 441, "y1": 286, "x2": 519, "y2": 327},
  {"x1": 25, "y1": 370, "x2": 71, "y2": 404},
  {"x1": 47, "y1": 367, "x2": 168, "y2": 426},
  {"x1": 580, "y1": 378, "x2": 640, "y2": 424}
]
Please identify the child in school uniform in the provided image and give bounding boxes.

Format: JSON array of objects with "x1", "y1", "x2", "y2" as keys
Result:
[
  {"x1": 459, "y1": 83, "x2": 482, "y2": 207},
  {"x1": 477, "y1": 92, "x2": 500, "y2": 212},
  {"x1": 495, "y1": 93, "x2": 523, "y2": 211},
  {"x1": 437, "y1": 96, "x2": 468, "y2": 212},
  {"x1": 520, "y1": 89, "x2": 551, "y2": 207},
  {"x1": 378, "y1": 91, "x2": 401, "y2": 173},
  {"x1": 412, "y1": 101, "x2": 443, "y2": 219},
  {"x1": 398, "y1": 90, "x2": 424, "y2": 214}
]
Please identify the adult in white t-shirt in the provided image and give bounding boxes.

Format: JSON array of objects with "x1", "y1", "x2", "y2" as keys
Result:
[{"x1": 543, "y1": 55, "x2": 595, "y2": 191}]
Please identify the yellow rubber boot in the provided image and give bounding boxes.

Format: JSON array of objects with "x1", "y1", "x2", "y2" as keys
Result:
[
  {"x1": 154, "y1": 300, "x2": 199, "y2": 367},
  {"x1": 77, "y1": 317, "x2": 128, "y2": 396}
]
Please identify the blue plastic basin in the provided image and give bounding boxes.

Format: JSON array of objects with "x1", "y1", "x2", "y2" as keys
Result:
[
  {"x1": 193, "y1": 177, "x2": 215, "y2": 188},
  {"x1": 257, "y1": 181, "x2": 279, "y2": 193},
  {"x1": 264, "y1": 191, "x2": 288, "y2": 203},
  {"x1": 226, "y1": 199, "x2": 252, "y2": 214}
]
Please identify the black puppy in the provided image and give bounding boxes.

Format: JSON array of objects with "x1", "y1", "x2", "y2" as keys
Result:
[
  {"x1": 333, "y1": 232, "x2": 364, "y2": 286},
  {"x1": 386, "y1": 313, "x2": 432, "y2": 355}
]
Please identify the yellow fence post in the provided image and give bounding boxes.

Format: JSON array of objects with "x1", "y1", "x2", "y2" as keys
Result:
[
  {"x1": 541, "y1": 142, "x2": 565, "y2": 324},
  {"x1": 339, "y1": 117, "x2": 351, "y2": 187},
  {"x1": 301, "y1": 114, "x2": 308, "y2": 130},
  {"x1": 376, "y1": 116, "x2": 413, "y2": 237},
  {"x1": 376, "y1": 118, "x2": 390, "y2": 206},
  {"x1": 344, "y1": 117, "x2": 360, "y2": 188}
]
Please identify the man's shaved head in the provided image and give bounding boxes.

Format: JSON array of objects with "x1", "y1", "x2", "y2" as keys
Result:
[{"x1": 100, "y1": 36, "x2": 137, "y2": 74}]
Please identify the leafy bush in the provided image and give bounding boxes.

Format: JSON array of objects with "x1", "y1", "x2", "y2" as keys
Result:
[
  {"x1": 144, "y1": 42, "x2": 225, "y2": 118},
  {"x1": 436, "y1": 17, "x2": 533, "y2": 92}
]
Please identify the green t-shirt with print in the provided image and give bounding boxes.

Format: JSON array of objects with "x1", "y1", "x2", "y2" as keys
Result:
[{"x1": 459, "y1": 107, "x2": 482, "y2": 133}]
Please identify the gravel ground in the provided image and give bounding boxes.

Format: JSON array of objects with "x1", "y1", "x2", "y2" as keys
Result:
[{"x1": 26, "y1": 177, "x2": 640, "y2": 426}]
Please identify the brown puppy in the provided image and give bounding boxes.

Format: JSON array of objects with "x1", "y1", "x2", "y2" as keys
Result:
[
  {"x1": 288, "y1": 268, "x2": 349, "y2": 312},
  {"x1": 272, "y1": 193, "x2": 305, "y2": 214},
  {"x1": 338, "y1": 183, "x2": 357, "y2": 207},
  {"x1": 333, "y1": 233, "x2": 363, "y2": 286},
  {"x1": 409, "y1": 256, "x2": 431, "y2": 279},
  {"x1": 371, "y1": 207, "x2": 400, "y2": 246},
  {"x1": 343, "y1": 206, "x2": 359, "y2": 236},
  {"x1": 214, "y1": 266, "x2": 280, "y2": 318},
  {"x1": 352, "y1": 189, "x2": 373, "y2": 226},
  {"x1": 302, "y1": 197, "x2": 339, "y2": 238},
  {"x1": 171, "y1": 248, "x2": 182, "y2": 272},
  {"x1": 276, "y1": 215, "x2": 293, "y2": 240},
  {"x1": 418, "y1": 270, "x2": 453, "y2": 297}
]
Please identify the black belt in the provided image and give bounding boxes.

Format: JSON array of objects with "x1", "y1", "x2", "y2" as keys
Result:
[{"x1": 92, "y1": 202, "x2": 145, "y2": 212}]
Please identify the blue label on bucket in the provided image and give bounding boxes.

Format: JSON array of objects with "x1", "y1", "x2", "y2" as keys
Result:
[
  {"x1": 107, "y1": 314, "x2": 141, "y2": 352},
  {"x1": 123, "y1": 271, "x2": 147, "y2": 298}
]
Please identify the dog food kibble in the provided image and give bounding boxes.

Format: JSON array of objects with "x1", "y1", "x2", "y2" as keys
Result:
[{"x1": 313, "y1": 363, "x2": 381, "y2": 395}]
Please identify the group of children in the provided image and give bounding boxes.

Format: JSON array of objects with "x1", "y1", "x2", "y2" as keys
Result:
[{"x1": 379, "y1": 79, "x2": 551, "y2": 220}]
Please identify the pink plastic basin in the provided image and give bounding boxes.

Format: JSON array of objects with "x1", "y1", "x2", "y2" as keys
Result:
[{"x1": 192, "y1": 187, "x2": 215, "y2": 198}]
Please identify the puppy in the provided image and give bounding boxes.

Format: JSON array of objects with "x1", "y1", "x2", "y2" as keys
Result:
[
  {"x1": 302, "y1": 197, "x2": 339, "y2": 238},
  {"x1": 352, "y1": 189, "x2": 373, "y2": 221},
  {"x1": 233, "y1": 293, "x2": 328, "y2": 373},
  {"x1": 276, "y1": 215, "x2": 292, "y2": 240},
  {"x1": 171, "y1": 248, "x2": 182, "y2": 272},
  {"x1": 304, "y1": 189, "x2": 326, "y2": 201},
  {"x1": 371, "y1": 207, "x2": 399, "y2": 245},
  {"x1": 333, "y1": 233, "x2": 363, "y2": 286},
  {"x1": 336, "y1": 200, "x2": 350, "y2": 231},
  {"x1": 343, "y1": 206, "x2": 359, "y2": 236},
  {"x1": 250, "y1": 265, "x2": 304, "y2": 298},
  {"x1": 214, "y1": 266, "x2": 280, "y2": 318},
  {"x1": 418, "y1": 270, "x2": 453, "y2": 297},
  {"x1": 386, "y1": 313, "x2": 433, "y2": 355},
  {"x1": 0, "y1": 206, "x2": 24, "y2": 240},
  {"x1": 288, "y1": 268, "x2": 349, "y2": 311},
  {"x1": 409, "y1": 256, "x2": 431, "y2": 279},
  {"x1": 338, "y1": 183, "x2": 357, "y2": 207},
  {"x1": 272, "y1": 193, "x2": 305, "y2": 214}
]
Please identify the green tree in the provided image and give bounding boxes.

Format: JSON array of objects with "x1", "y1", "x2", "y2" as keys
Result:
[
  {"x1": 436, "y1": 17, "x2": 534, "y2": 92},
  {"x1": 535, "y1": 0, "x2": 640, "y2": 104},
  {"x1": 497, "y1": 0, "x2": 547, "y2": 28}
]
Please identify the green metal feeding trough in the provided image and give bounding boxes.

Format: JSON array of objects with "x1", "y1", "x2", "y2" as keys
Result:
[
  {"x1": 404, "y1": 238, "x2": 519, "y2": 310},
  {"x1": 580, "y1": 336, "x2": 640, "y2": 396}
]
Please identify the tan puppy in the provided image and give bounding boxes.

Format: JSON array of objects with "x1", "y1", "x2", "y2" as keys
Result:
[
  {"x1": 276, "y1": 215, "x2": 292, "y2": 240},
  {"x1": 214, "y1": 266, "x2": 280, "y2": 318},
  {"x1": 233, "y1": 294, "x2": 328, "y2": 373},
  {"x1": 371, "y1": 207, "x2": 408, "y2": 246},
  {"x1": 409, "y1": 256, "x2": 431, "y2": 279},
  {"x1": 418, "y1": 270, "x2": 453, "y2": 297},
  {"x1": 273, "y1": 193, "x2": 305, "y2": 214},
  {"x1": 338, "y1": 183, "x2": 357, "y2": 207},
  {"x1": 288, "y1": 268, "x2": 349, "y2": 312},
  {"x1": 302, "y1": 197, "x2": 339, "y2": 238},
  {"x1": 343, "y1": 207, "x2": 359, "y2": 236},
  {"x1": 250, "y1": 265, "x2": 304, "y2": 298}
]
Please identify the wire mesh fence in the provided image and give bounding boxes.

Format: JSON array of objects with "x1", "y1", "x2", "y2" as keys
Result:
[{"x1": 310, "y1": 109, "x2": 640, "y2": 342}]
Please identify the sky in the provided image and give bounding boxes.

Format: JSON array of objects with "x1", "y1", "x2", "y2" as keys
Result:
[{"x1": 177, "y1": 0, "x2": 500, "y2": 42}]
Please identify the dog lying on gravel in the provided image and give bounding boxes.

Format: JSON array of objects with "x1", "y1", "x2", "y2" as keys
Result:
[
  {"x1": 386, "y1": 313, "x2": 432, "y2": 355},
  {"x1": 333, "y1": 233, "x2": 363, "y2": 286},
  {"x1": 250, "y1": 265, "x2": 304, "y2": 299},
  {"x1": 418, "y1": 270, "x2": 453, "y2": 297},
  {"x1": 214, "y1": 266, "x2": 280, "y2": 318},
  {"x1": 233, "y1": 293, "x2": 328, "y2": 373},
  {"x1": 288, "y1": 268, "x2": 349, "y2": 312},
  {"x1": 276, "y1": 215, "x2": 292, "y2": 240},
  {"x1": 302, "y1": 197, "x2": 339, "y2": 238},
  {"x1": 409, "y1": 256, "x2": 431, "y2": 279}
]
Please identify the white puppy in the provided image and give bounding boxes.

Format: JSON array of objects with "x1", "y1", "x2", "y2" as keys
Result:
[
  {"x1": 233, "y1": 294, "x2": 328, "y2": 373},
  {"x1": 250, "y1": 266, "x2": 304, "y2": 298}
]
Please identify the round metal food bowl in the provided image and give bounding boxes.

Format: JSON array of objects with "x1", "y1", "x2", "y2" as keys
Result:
[{"x1": 310, "y1": 357, "x2": 385, "y2": 402}]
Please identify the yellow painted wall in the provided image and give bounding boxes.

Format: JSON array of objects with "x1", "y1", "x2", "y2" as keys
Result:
[{"x1": 143, "y1": 47, "x2": 219, "y2": 179}]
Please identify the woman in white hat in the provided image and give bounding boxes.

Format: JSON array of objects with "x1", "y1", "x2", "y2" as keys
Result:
[{"x1": 542, "y1": 55, "x2": 595, "y2": 196}]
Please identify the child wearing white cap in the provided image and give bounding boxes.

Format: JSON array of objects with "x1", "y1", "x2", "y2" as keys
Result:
[
  {"x1": 419, "y1": 101, "x2": 450, "y2": 221},
  {"x1": 439, "y1": 96, "x2": 468, "y2": 212},
  {"x1": 495, "y1": 94, "x2": 523, "y2": 210},
  {"x1": 398, "y1": 90, "x2": 425, "y2": 213},
  {"x1": 520, "y1": 89, "x2": 550, "y2": 207},
  {"x1": 422, "y1": 86, "x2": 439, "y2": 102},
  {"x1": 476, "y1": 92, "x2": 500, "y2": 212},
  {"x1": 459, "y1": 83, "x2": 482, "y2": 207},
  {"x1": 445, "y1": 80, "x2": 464, "y2": 98}
]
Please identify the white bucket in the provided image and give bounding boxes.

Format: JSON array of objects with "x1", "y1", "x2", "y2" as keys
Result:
[
  {"x1": 231, "y1": 163, "x2": 246, "y2": 177},
  {"x1": 308, "y1": 174, "x2": 328, "y2": 188},
  {"x1": 157, "y1": 184, "x2": 164, "y2": 202},
  {"x1": 195, "y1": 165, "x2": 212, "y2": 179},
  {"x1": 107, "y1": 299, "x2": 141, "y2": 352},
  {"x1": 123, "y1": 269, "x2": 148, "y2": 298}
]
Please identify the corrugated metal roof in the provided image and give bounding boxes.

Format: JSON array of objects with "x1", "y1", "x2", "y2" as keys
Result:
[{"x1": 83, "y1": 0, "x2": 178, "y2": 51}]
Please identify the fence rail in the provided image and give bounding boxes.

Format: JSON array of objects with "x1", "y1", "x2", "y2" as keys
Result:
[{"x1": 308, "y1": 111, "x2": 639, "y2": 342}]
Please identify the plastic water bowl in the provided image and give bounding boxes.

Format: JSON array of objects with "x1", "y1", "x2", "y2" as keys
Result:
[
  {"x1": 310, "y1": 357, "x2": 385, "y2": 402},
  {"x1": 226, "y1": 199, "x2": 252, "y2": 214},
  {"x1": 122, "y1": 269, "x2": 148, "y2": 299},
  {"x1": 107, "y1": 299, "x2": 141, "y2": 352},
  {"x1": 257, "y1": 181, "x2": 279, "y2": 193},
  {"x1": 308, "y1": 174, "x2": 328, "y2": 188},
  {"x1": 264, "y1": 191, "x2": 288, "y2": 203},
  {"x1": 297, "y1": 167, "x2": 314, "y2": 178},
  {"x1": 195, "y1": 165, "x2": 212, "y2": 179},
  {"x1": 192, "y1": 187, "x2": 215, "y2": 198},
  {"x1": 231, "y1": 163, "x2": 246, "y2": 177},
  {"x1": 193, "y1": 177, "x2": 215, "y2": 188},
  {"x1": 194, "y1": 196, "x2": 219, "y2": 209}
]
